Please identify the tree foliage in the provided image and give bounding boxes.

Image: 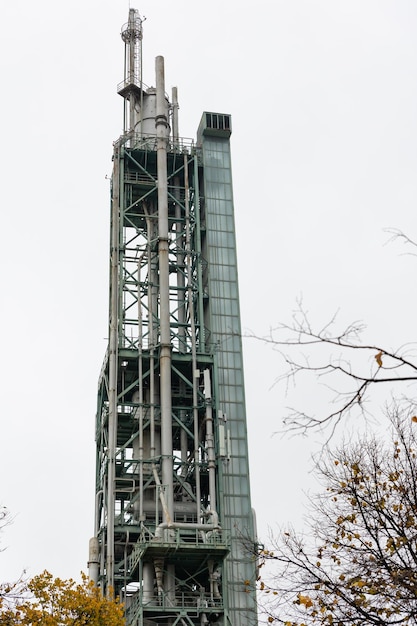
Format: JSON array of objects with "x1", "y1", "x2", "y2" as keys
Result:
[
  {"x1": 0, "y1": 570, "x2": 124, "y2": 625},
  {"x1": 257, "y1": 411, "x2": 417, "y2": 626}
]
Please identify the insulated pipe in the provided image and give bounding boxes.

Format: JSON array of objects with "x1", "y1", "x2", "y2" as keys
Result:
[
  {"x1": 208, "y1": 560, "x2": 214, "y2": 602},
  {"x1": 139, "y1": 15, "x2": 144, "y2": 139},
  {"x1": 154, "y1": 558, "x2": 164, "y2": 596},
  {"x1": 137, "y1": 259, "x2": 144, "y2": 521},
  {"x1": 88, "y1": 537, "x2": 100, "y2": 584},
  {"x1": 154, "y1": 519, "x2": 220, "y2": 540},
  {"x1": 208, "y1": 559, "x2": 221, "y2": 601},
  {"x1": 172, "y1": 87, "x2": 179, "y2": 147},
  {"x1": 180, "y1": 422, "x2": 188, "y2": 480},
  {"x1": 152, "y1": 464, "x2": 172, "y2": 526},
  {"x1": 155, "y1": 56, "x2": 174, "y2": 524},
  {"x1": 143, "y1": 562, "x2": 154, "y2": 603},
  {"x1": 94, "y1": 489, "x2": 103, "y2": 539},
  {"x1": 203, "y1": 369, "x2": 217, "y2": 514}
]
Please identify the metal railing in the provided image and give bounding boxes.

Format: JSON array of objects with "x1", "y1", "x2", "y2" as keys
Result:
[
  {"x1": 125, "y1": 589, "x2": 224, "y2": 625},
  {"x1": 114, "y1": 132, "x2": 195, "y2": 154},
  {"x1": 128, "y1": 526, "x2": 228, "y2": 572}
]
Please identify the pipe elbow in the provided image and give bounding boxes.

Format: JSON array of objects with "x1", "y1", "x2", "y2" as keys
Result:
[{"x1": 207, "y1": 510, "x2": 220, "y2": 528}]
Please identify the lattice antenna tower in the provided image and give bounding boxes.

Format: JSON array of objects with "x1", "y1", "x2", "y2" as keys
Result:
[{"x1": 120, "y1": 8, "x2": 144, "y2": 136}]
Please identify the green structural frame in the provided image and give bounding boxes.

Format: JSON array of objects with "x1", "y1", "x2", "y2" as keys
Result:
[{"x1": 94, "y1": 112, "x2": 257, "y2": 626}]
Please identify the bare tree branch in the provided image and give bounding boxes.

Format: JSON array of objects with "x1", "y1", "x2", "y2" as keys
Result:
[
  {"x1": 384, "y1": 228, "x2": 417, "y2": 257},
  {"x1": 246, "y1": 298, "x2": 417, "y2": 434},
  {"x1": 0, "y1": 507, "x2": 29, "y2": 612}
]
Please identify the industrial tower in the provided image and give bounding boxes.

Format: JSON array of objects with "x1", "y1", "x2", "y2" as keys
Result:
[{"x1": 89, "y1": 10, "x2": 258, "y2": 626}]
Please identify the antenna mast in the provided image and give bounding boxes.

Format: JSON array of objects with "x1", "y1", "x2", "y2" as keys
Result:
[{"x1": 120, "y1": 8, "x2": 144, "y2": 136}]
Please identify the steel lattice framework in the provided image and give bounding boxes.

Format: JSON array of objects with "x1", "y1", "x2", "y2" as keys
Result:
[{"x1": 90, "y1": 10, "x2": 258, "y2": 626}]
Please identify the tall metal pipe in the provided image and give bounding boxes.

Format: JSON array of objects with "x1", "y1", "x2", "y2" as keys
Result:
[
  {"x1": 172, "y1": 87, "x2": 179, "y2": 148},
  {"x1": 137, "y1": 259, "x2": 144, "y2": 522},
  {"x1": 143, "y1": 562, "x2": 154, "y2": 603},
  {"x1": 203, "y1": 369, "x2": 217, "y2": 514},
  {"x1": 155, "y1": 56, "x2": 173, "y2": 523},
  {"x1": 88, "y1": 537, "x2": 100, "y2": 584}
]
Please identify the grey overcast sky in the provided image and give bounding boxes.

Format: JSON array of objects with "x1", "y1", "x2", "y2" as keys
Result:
[{"x1": 1, "y1": 0, "x2": 416, "y2": 584}]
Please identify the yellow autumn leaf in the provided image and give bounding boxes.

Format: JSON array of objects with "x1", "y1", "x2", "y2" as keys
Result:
[
  {"x1": 375, "y1": 351, "x2": 383, "y2": 367},
  {"x1": 298, "y1": 594, "x2": 313, "y2": 608},
  {"x1": 5, "y1": 571, "x2": 125, "y2": 625},
  {"x1": 412, "y1": 416, "x2": 417, "y2": 423}
]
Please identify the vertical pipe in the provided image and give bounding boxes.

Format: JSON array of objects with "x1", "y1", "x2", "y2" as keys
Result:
[
  {"x1": 139, "y1": 21, "x2": 144, "y2": 140},
  {"x1": 88, "y1": 537, "x2": 100, "y2": 584},
  {"x1": 106, "y1": 144, "x2": 120, "y2": 593},
  {"x1": 204, "y1": 369, "x2": 217, "y2": 514},
  {"x1": 172, "y1": 87, "x2": 179, "y2": 148},
  {"x1": 180, "y1": 425, "x2": 188, "y2": 480},
  {"x1": 137, "y1": 260, "x2": 144, "y2": 521},
  {"x1": 155, "y1": 56, "x2": 174, "y2": 524},
  {"x1": 143, "y1": 562, "x2": 154, "y2": 603},
  {"x1": 119, "y1": 149, "x2": 125, "y2": 346},
  {"x1": 174, "y1": 135, "x2": 187, "y2": 478},
  {"x1": 156, "y1": 56, "x2": 176, "y2": 604}
]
